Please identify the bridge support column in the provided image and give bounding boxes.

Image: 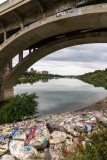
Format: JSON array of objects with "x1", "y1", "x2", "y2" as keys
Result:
[
  {"x1": 9, "y1": 60, "x2": 12, "y2": 71},
  {"x1": 4, "y1": 31, "x2": 6, "y2": 41},
  {"x1": 0, "y1": 88, "x2": 14, "y2": 101},
  {"x1": 19, "y1": 52, "x2": 23, "y2": 62},
  {"x1": 21, "y1": 23, "x2": 24, "y2": 30},
  {"x1": 1, "y1": 63, "x2": 10, "y2": 79},
  {"x1": 29, "y1": 49, "x2": 31, "y2": 54},
  {"x1": 0, "y1": 62, "x2": 14, "y2": 101}
]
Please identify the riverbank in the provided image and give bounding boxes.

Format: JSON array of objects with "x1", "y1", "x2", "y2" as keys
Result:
[
  {"x1": 76, "y1": 96, "x2": 107, "y2": 112},
  {"x1": 0, "y1": 97, "x2": 107, "y2": 159}
]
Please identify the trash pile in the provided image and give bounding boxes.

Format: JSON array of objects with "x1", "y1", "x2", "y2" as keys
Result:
[{"x1": 0, "y1": 110, "x2": 107, "y2": 160}]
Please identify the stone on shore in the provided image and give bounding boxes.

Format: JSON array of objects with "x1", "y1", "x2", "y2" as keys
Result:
[{"x1": 0, "y1": 109, "x2": 107, "y2": 159}]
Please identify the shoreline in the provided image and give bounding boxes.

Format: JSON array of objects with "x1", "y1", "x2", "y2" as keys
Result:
[{"x1": 75, "y1": 96, "x2": 107, "y2": 112}]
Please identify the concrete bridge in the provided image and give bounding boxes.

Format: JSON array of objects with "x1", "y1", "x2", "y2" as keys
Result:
[{"x1": 0, "y1": 0, "x2": 107, "y2": 100}]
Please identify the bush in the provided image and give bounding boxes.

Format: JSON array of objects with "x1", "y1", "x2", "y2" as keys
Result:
[
  {"x1": 0, "y1": 93, "x2": 39, "y2": 124},
  {"x1": 64, "y1": 127, "x2": 107, "y2": 160}
]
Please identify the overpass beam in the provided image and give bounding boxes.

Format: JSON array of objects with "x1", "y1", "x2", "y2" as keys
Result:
[
  {"x1": 19, "y1": 52, "x2": 23, "y2": 62},
  {"x1": 13, "y1": 11, "x2": 24, "y2": 29},
  {"x1": 4, "y1": 31, "x2": 6, "y2": 41},
  {"x1": 36, "y1": 0, "x2": 45, "y2": 13},
  {"x1": 0, "y1": 19, "x2": 7, "y2": 28},
  {"x1": 0, "y1": 62, "x2": 12, "y2": 82},
  {"x1": 9, "y1": 60, "x2": 12, "y2": 71},
  {"x1": 2, "y1": 63, "x2": 10, "y2": 79},
  {"x1": 0, "y1": 62, "x2": 14, "y2": 101},
  {"x1": 0, "y1": 88, "x2": 14, "y2": 101},
  {"x1": 29, "y1": 49, "x2": 31, "y2": 54}
]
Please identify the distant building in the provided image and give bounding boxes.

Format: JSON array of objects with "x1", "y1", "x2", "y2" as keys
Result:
[
  {"x1": 42, "y1": 70, "x2": 49, "y2": 75},
  {"x1": 30, "y1": 68, "x2": 37, "y2": 73},
  {"x1": 38, "y1": 71, "x2": 41, "y2": 74}
]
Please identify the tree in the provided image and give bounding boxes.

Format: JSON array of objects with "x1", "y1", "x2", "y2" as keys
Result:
[{"x1": 0, "y1": 93, "x2": 39, "y2": 124}]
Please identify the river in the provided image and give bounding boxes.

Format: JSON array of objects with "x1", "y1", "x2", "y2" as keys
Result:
[{"x1": 14, "y1": 78, "x2": 107, "y2": 115}]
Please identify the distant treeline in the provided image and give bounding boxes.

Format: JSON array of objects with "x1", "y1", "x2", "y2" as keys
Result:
[
  {"x1": 78, "y1": 69, "x2": 107, "y2": 90},
  {"x1": 16, "y1": 72, "x2": 65, "y2": 85}
]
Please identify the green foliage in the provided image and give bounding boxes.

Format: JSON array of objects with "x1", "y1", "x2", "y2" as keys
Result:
[
  {"x1": 0, "y1": 93, "x2": 39, "y2": 124},
  {"x1": 16, "y1": 72, "x2": 65, "y2": 85},
  {"x1": 78, "y1": 69, "x2": 107, "y2": 90},
  {"x1": 65, "y1": 127, "x2": 107, "y2": 160}
]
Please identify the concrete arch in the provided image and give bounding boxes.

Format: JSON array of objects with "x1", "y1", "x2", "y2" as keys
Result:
[
  {"x1": 0, "y1": 3, "x2": 107, "y2": 72},
  {"x1": 2, "y1": 31, "x2": 107, "y2": 89}
]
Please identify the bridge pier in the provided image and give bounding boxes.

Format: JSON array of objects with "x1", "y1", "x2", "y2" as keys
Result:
[
  {"x1": 19, "y1": 52, "x2": 23, "y2": 62},
  {"x1": 0, "y1": 88, "x2": 14, "y2": 101},
  {"x1": 4, "y1": 31, "x2": 6, "y2": 41},
  {"x1": 0, "y1": 62, "x2": 14, "y2": 101}
]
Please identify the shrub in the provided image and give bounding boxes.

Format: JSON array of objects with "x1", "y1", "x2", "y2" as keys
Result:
[
  {"x1": 0, "y1": 93, "x2": 39, "y2": 124},
  {"x1": 64, "y1": 127, "x2": 107, "y2": 160}
]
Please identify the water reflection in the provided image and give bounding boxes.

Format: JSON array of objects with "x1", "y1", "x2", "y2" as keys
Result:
[
  {"x1": 14, "y1": 78, "x2": 107, "y2": 115},
  {"x1": 16, "y1": 78, "x2": 49, "y2": 85}
]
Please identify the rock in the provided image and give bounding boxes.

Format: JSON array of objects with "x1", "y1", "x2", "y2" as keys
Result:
[
  {"x1": 67, "y1": 134, "x2": 73, "y2": 140},
  {"x1": 69, "y1": 129, "x2": 80, "y2": 137},
  {"x1": 51, "y1": 131, "x2": 67, "y2": 143},
  {"x1": 9, "y1": 140, "x2": 38, "y2": 160},
  {"x1": 46, "y1": 121, "x2": 67, "y2": 133},
  {"x1": 0, "y1": 139, "x2": 9, "y2": 156},
  {"x1": 1, "y1": 109, "x2": 107, "y2": 159},
  {"x1": 97, "y1": 117, "x2": 107, "y2": 127},
  {"x1": 75, "y1": 126, "x2": 87, "y2": 133},
  {"x1": 38, "y1": 152, "x2": 45, "y2": 158},
  {"x1": 49, "y1": 145, "x2": 63, "y2": 160},
  {"x1": 28, "y1": 124, "x2": 50, "y2": 149},
  {"x1": 9, "y1": 140, "x2": 24, "y2": 159},
  {"x1": 44, "y1": 148, "x2": 51, "y2": 160},
  {"x1": 66, "y1": 139, "x2": 74, "y2": 146},
  {"x1": 65, "y1": 145, "x2": 75, "y2": 153},
  {"x1": 49, "y1": 139, "x2": 60, "y2": 144},
  {"x1": 23, "y1": 146, "x2": 38, "y2": 160},
  {"x1": 1, "y1": 155, "x2": 15, "y2": 160},
  {"x1": 54, "y1": 143, "x2": 65, "y2": 152},
  {"x1": 12, "y1": 132, "x2": 26, "y2": 141}
]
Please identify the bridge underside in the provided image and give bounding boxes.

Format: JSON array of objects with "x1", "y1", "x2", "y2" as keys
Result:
[
  {"x1": 1, "y1": 2, "x2": 107, "y2": 100},
  {"x1": 0, "y1": 30, "x2": 107, "y2": 100}
]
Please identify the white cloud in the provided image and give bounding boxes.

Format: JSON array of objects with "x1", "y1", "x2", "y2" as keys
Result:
[{"x1": 29, "y1": 43, "x2": 107, "y2": 75}]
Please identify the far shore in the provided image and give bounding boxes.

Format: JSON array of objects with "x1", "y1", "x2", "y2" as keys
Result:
[{"x1": 76, "y1": 96, "x2": 107, "y2": 112}]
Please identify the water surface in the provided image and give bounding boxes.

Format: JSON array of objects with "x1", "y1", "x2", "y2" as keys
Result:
[{"x1": 14, "y1": 78, "x2": 107, "y2": 115}]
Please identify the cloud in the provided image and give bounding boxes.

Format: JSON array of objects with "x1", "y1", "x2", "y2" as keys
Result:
[
  {"x1": 41, "y1": 44, "x2": 107, "y2": 63},
  {"x1": 12, "y1": 43, "x2": 107, "y2": 75}
]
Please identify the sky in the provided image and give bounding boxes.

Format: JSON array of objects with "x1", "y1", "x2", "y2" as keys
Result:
[
  {"x1": 1, "y1": 0, "x2": 107, "y2": 75},
  {"x1": 30, "y1": 44, "x2": 107, "y2": 75},
  {"x1": 12, "y1": 43, "x2": 107, "y2": 76},
  {"x1": 0, "y1": 0, "x2": 6, "y2": 4}
]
